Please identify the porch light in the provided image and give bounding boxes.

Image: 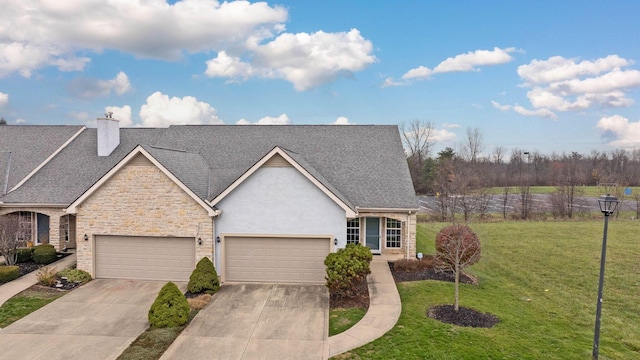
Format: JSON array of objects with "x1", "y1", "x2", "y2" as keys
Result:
[
  {"x1": 198, "y1": 237, "x2": 202, "y2": 246},
  {"x1": 334, "y1": 238, "x2": 338, "y2": 246},
  {"x1": 83, "y1": 234, "x2": 88, "y2": 241},
  {"x1": 216, "y1": 236, "x2": 220, "y2": 243}
]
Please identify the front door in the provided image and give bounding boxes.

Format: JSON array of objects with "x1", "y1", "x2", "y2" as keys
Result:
[{"x1": 365, "y1": 217, "x2": 381, "y2": 254}]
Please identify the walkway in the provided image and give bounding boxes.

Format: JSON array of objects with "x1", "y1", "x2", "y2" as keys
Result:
[
  {"x1": 0, "y1": 251, "x2": 77, "y2": 307},
  {"x1": 327, "y1": 254, "x2": 402, "y2": 358}
]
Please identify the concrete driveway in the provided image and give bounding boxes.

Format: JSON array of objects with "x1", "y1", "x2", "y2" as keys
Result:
[
  {"x1": 0, "y1": 279, "x2": 182, "y2": 360},
  {"x1": 161, "y1": 284, "x2": 329, "y2": 360}
]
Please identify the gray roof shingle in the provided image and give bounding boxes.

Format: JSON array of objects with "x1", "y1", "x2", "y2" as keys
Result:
[
  {"x1": 1, "y1": 125, "x2": 418, "y2": 210},
  {"x1": 0, "y1": 125, "x2": 84, "y2": 195}
]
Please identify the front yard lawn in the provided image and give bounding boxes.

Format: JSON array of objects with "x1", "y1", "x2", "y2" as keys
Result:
[
  {"x1": 329, "y1": 307, "x2": 367, "y2": 336},
  {"x1": 0, "y1": 286, "x2": 65, "y2": 328},
  {"x1": 336, "y1": 221, "x2": 640, "y2": 359}
]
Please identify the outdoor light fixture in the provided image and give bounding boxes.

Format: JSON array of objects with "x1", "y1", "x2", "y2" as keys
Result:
[
  {"x1": 197, "y1": 237, "x2": 202, "y2": 246},
  {"x1": 83, "y1": 234, "x2": 88, "y2": 241},
  {"x1": 334, "y1": 238, "x2": 338, "y2": 246},
  {"x1": 417, "y1": 252, "x2": 423, "y2": 260},
  {"x1": 216, "y1": 236, "x2": 220, "y2": 243},
  {"x1": 592, "y1": 194, "x2": 619, "y2": 360}
]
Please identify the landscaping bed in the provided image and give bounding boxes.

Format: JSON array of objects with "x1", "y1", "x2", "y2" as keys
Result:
[
  {"x1": 388, "y1": 255, "x2": 476, "y2": 284},
  {"x1": 11, "y1": 252, "x2": 70, "y2": 278}
]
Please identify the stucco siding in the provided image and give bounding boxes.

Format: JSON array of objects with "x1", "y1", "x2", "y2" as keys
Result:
[
  {"x1": 215, "y1": 166, "x2": 346, "y2": 269},
  {"x1": 75, "y1": 155, "x2": 213, "y2": 277}
]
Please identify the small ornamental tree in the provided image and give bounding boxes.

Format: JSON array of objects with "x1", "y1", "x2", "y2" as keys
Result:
[
  {"x1": 0, "y1": 214, "x2": 22, "y2": 266},
  {"x1": 436, "y1": 224, "x2": 481, "y2": 311}
]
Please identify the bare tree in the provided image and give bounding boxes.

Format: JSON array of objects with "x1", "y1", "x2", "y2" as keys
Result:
[
  {"x1": 463, "y1": 127, "x2": 484, "y2": 164},
  {"x1": 0, "y1": 214, "x2": 22, "y2": 265},
  {"x1": 400, "y1": 120, "x2": 435, "y2": 193},
  {"x1": 436, "y1": 224, "x2": 481, "y2": 311}
]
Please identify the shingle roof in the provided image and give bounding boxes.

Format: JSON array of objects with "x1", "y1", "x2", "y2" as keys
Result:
[
  {"x1": 1, "y1": 125, "x2": 418, "y2": 210},
  {"x1": 0, "y1": 125, "x2": 84, "y2": 195}
]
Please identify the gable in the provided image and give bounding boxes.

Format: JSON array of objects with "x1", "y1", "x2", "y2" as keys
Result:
[
  {"x1": 66, "y1": 146, "x2": 217, "y2": 217},
  {"x1": 210, "y1": 147, "x2": 357, "y2": 218}
]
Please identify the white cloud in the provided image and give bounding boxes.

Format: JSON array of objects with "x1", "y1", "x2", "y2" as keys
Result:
[
  {"x1": 0, "y1": 92, "x2": 8, "y2": 107},
  {"x1": 105, "y1": 105, "x2": 133, "y2": 127},
  {"x1": 15, "y1": 118, "x2": 26, "y2": 124},
  {"x1": 596, "y1": 115, "x2": 640, "y2": 148},
  {"x1": 139, "y1": 91, "x2": 222, "y2": 127},
  {"x1": 68, "y1": 72, "x2": 131, "y2": 98},
  {"x1": 517, "y1": 55, "x2": 631, "y2": 84},
  {"x1": 512, "y1": 104, "x2": 557, "y2": 120},
  {"x1": 332, "y1": 116, "x2": 352, "y2": 125},
  {"x1": 500, "y1": 54, "x2": 640, "y2": 119},
  {"x1": 491, "y1": 100, "x2": 511, "y2": 111},
  {"x1": 381, "y1": 77, "x2": 407, "y2": 88},
  {"x1": 402, "y1": 47, "x2": 516, "y2": 80},
  {"x1": 206, "y1": 29, "x2": 376, "y2": 91},
  {"x1": 236, "y1": 114, "x2": 290, "y2": 125},
  {"x1": 0, "y1": 0, "x2": 287, "y2": 77},
  {"x1": 432, "y1": 128, "x2": 456, "y2": 142}
]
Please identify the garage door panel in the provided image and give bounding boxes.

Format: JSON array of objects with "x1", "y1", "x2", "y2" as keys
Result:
[
  {"x1": 95, "y1": 236, "x2": 195, "y2": 281},
  {"x1": 225, "y1": 236, "x2": 329, "y2": 284}
]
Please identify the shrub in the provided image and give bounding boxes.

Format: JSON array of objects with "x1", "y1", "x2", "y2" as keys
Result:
[
  {"x1": 57, "y1": 268, "x2": 92, "y2": 284},
  {"x1": 393, "y1": 256, "x2": 436, "y2": 272},
  {"x1": 0, "y1": 266, "x2": 20, "y2": 283},
  {"x1": 37, "y1": 266, "x2": 58, "y2": 286},
  {"x1": 148, "y1": 282, "x2": 190, "y2": 328},
  {"x1": 325, "y1": 244, "x2": 372, "y2": 299},
  {"x1": 16, "y1": 247, "x2": 33, "y2": 263},
  {"x1": 32, "y1": 244, "x2": 57, "y2": 265},
  {"x1": 187, "y1": 257, "x2": 220, "y2": 295}
]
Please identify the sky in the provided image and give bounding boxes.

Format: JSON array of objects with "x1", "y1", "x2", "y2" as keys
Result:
[{"x1": 1, "y1": 0, "x2": 640, "y2": 157}]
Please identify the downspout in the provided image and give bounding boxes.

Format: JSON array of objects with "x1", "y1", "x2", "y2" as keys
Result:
[
  {"x1": 3, "y1": 151, "x2": 11, "y2": 195},
  {"x1": 406, "y1": 211, "x2": 412, "y2": 260}
]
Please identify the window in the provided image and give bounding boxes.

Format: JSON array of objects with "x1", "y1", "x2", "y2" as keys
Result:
[
  {"x1": 346, "y1": 218, "x2": 360, "y2": 245},
  {"x1": 386, "y1": 218, "x2": 402, "y2": 248}
]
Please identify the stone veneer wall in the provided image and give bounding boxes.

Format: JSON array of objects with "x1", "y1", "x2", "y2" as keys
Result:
[
  {"x1": 74, "y1": 155, "x2": 213, "y2": 277},
  {"x1": 0, "y1": 207, "x2": 64, "y2": 250},
  {"x1": 357, "y1": 212, "x2": 417, "y2": 259}
]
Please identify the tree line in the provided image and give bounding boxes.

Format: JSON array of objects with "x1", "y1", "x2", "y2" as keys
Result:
[{"x1": 401, "y1": 120, "x2": 640, "y2": 221}]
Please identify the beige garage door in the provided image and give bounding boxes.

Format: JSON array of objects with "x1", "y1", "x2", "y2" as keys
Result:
[
  {"x1": 95, "y1": 235, "x2": 195, "y2": 281},
  {"x1": 225, "y1": 236, "x2": 330, "y2": 284}
]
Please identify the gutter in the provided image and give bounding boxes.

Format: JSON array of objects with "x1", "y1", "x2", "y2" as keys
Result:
[{"x1": 356, "y1": 207, "x2": 420, "y2": 213}]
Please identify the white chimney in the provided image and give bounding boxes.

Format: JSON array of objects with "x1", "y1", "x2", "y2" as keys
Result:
[{"x1": 97, "y1": 114, "x2": 120, "y2": 157}]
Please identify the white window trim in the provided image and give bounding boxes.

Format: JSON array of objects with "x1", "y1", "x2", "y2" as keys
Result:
[
  {"x1": 346, "y1": 218, "x2": 360, "y2": 245},
  {"x1": 386, "y1": 218, "x2": 402, "y2": 248}
]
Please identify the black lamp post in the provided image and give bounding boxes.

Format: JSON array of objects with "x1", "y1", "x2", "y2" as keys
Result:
[{"x1": 592, "y1": 194, "x2": 619, "y2": 360}]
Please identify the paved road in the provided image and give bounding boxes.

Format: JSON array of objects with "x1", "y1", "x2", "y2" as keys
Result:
[
  {"x1": 417, "y1": 194, "x2": 638, "y2": 215},
  {"x1": 0, "y1": 280, "x2": 183, "y2": 360}
]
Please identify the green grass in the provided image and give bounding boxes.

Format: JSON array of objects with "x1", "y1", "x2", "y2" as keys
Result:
[
  {"x1": 0, "y1": 286, "x2": 65, "y2": 328},
  {"x1": 335, "y1": 220, "x2": 640, "y2": 359},
  {"x1": 117, "y1": 309, "x2": 199, "y2": 360},
  {"x1": 488, "y1": 186, "x2": 640, "y2": 197},
  {"x1": 330, "y1": 307, "x2": 368, "y2": 336}
]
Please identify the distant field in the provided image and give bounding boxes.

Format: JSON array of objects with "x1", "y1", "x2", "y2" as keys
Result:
[{"x1": 341, "y1": 220, "x2": 640, "y2": 359}]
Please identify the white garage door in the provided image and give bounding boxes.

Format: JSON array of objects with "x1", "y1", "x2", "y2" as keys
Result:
[
  {"x1": 95, "y1": 235, "x2": 195, "y2": 281},
  {"x1": 225, "y1": 236, "x2": 330, "y2": 284}
]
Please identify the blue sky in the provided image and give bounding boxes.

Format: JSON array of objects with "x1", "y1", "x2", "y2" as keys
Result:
[{"x1": 2, "y1": 0, "x2": 640, "y2": 156}]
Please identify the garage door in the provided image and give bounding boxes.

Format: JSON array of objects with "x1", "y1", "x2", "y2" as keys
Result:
[
  {"x1": 225, "y1": 236, "x2": 330, "y2": 284},
  {"x1": 95, "y1": 236, "x2": 195, "y2": 281}
]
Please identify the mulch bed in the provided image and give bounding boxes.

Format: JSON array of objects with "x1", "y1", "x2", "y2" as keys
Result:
[
  {"x1": 388, "y1": 260, "x2": 477, "y2": 285},
  {"x1": 329, "y1": 278, "x2": 370, "y2": 310},
  {"x1": 428, "y1": 305, "x2": 499, "y2": 328}
]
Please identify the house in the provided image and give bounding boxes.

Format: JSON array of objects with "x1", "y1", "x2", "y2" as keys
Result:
[{"x1": 0, "y1": 118, "x2": 418, "y2": 283}]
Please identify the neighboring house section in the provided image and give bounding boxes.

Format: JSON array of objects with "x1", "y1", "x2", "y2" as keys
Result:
[{"x1": 0, "y1": 119, "x2": 418, "y2": 283}]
